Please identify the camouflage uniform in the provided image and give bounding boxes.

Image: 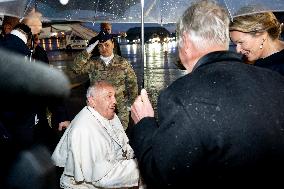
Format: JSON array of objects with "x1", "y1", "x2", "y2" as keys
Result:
[{"x1": 72, "y1": 50, "x2": 138, "y2": 130}]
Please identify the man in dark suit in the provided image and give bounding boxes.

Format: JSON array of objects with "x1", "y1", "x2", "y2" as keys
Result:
[
  {"x1": 0, "y1": 9, "x2": 42, "y2": 57},
  {"x1": 0, "y1": 14, "x2": 70, "y2": 150},
  {"x1": 0, "y1": 10, "x2": 43, "y2": 151},
  {"x1": 129, "y1": 0, "x2": 284, "y2": 188},
  {"x1": 0, "y1": 23, "x2": 32, "y2": 56}
]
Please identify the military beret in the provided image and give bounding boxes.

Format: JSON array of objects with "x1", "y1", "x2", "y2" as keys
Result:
[{"x1": 97, "y1": 31, "x2": 113, "y2": 43}]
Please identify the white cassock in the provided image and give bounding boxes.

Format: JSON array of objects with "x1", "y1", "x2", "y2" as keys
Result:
[{"x1": 51, "y1": 106, "x2": 140, "y2": 189}]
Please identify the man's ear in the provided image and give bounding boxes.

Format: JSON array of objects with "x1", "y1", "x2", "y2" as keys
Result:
[
  {"x1": 182, "y1": 32, "x2": 191, "y2": 55},
  {"x1": 87, "y1": 97, "x2": 95, "y2": 107}
]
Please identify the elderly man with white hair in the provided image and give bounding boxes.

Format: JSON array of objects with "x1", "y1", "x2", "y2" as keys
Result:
[
  {"x1": 129, "y1": 0, "x2": 284, "y2": 188},
  {"x1": 52, "y1": 80, "x2": 143, "y2": 189}
]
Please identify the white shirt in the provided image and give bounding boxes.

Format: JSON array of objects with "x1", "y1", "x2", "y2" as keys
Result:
[
  {"x1": 52, "y1": 106, "x2": 140, "y2": 189},
  {"x1": 10, "y1": 29, "x2": 28, "y2": 44},
  {"x1": 100, "y1": 54, "x2": 114, "y2": 66}
]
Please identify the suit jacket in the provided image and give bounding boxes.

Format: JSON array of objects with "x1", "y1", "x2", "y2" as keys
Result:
[
  {"x1": 129, "y1": 51, "x2": 284, "y2": 188},
  {"x1": 0, "y1": 33, "x2": 39, "y2": 151},
  {"x1": 0, "y1": 33, "x2": 59, "y2": 181}
]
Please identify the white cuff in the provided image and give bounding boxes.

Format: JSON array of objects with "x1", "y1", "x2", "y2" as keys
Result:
[{"x1": 86, "y1": 40, "x2": 99, "y2": 53}]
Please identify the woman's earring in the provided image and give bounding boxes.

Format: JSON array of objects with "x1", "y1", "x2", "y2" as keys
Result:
[{"x1": 260, "y1": 39, "x2": 265, "y2": 49}]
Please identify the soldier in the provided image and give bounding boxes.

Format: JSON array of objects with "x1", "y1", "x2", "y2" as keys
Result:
[
  {"x1": 72, "y1": 32, "x2": 138, "y2": 130},
  {"x1": 88, "y1": 22, "x2": 122, "y2": 58}
]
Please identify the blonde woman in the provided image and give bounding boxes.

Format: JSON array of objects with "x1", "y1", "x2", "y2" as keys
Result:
[{"x1": 230, "y1": 11, "x2": 284, "y2": 75}]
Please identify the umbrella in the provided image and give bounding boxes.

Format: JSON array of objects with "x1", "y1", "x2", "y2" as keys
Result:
[
  {"x1": 32, "y1": 0, "x2": 141, "y2": 23},
  {"x1": 1, "y1": 0, "x2": 284, "y2": 23},
  {"x1": 0, "y1": 0, "x2": 208, "y2": 23},
  {"x1": 0, "y1": 0, "x2": 27, "y2": 18},
  {"x1": 30, "y1": 0, "x2": 284, "y2": 23}
]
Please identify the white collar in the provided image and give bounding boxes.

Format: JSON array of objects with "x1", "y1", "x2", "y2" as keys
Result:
[
  {"x1": 100, "y1": 54, "x2": 114, "y2": 66},
  {"x1": 87, "y1": 106, "x2": 114, "y2": 127},
  {"x1": 10, "y1": 29, "x2": 28, "y2": 44},
  {"x1": 86, "y1": 106, "x2": 132, "y2": 160}
]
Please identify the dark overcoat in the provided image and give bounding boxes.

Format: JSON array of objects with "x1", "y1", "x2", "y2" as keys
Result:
[
  {"x1": 0, "y1": 33, "x2": 30, "y2": 56},
  {"x1": 254, "y1": 48, "x2": 284, "y2": 76},
  {"x1": 130, "y1": 51, "x2": 284, "y2": 188}
]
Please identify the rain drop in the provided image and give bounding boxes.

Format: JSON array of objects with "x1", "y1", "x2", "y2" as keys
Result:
[{"x1": 216, "y1": 106, "x2": 221, "y2": 111}]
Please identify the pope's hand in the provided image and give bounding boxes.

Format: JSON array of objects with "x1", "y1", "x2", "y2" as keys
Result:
[
  {"x1": 131, "y1": 89, "x2": 154, "y2": 124},
  {"x1": 58, "y1": 121, "x2": 70, "y2": 131}
]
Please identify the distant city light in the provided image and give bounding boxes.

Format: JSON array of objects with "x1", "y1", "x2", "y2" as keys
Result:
[{"x1": 59, "y1": 0, "x2": 69, "y2": 5}]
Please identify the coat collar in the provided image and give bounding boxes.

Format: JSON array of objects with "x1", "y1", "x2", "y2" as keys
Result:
[
  {"x1": 10, "y1": 29, "x2": 28, "y2": 44},
  {"x1": 192, "y1": 51, "x2": 242, "y2": 72}
]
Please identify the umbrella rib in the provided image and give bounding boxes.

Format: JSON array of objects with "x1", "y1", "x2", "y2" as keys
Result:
[
  {"x1": 22, "y1": 0, "x2": 35, "y2": 18},
  {"x1": 222, "y1": 0, "x2": 233, "y2": 21},
  {"x1": 94, "y1": 0, "x2": 100, "y2": 19}
]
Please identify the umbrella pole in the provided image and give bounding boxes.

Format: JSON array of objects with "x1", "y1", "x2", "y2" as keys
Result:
[{"x1": 140, "y1": 0, "x2": 145, "y2": 89}]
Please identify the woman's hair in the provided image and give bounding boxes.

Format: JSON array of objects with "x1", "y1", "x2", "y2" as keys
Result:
[
  {"x1": 176, "y1": 0, "x2": 230, "y2": 50},
  {"x1": 229, "y1": 12, "x2": 282, "y2": 40}
]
